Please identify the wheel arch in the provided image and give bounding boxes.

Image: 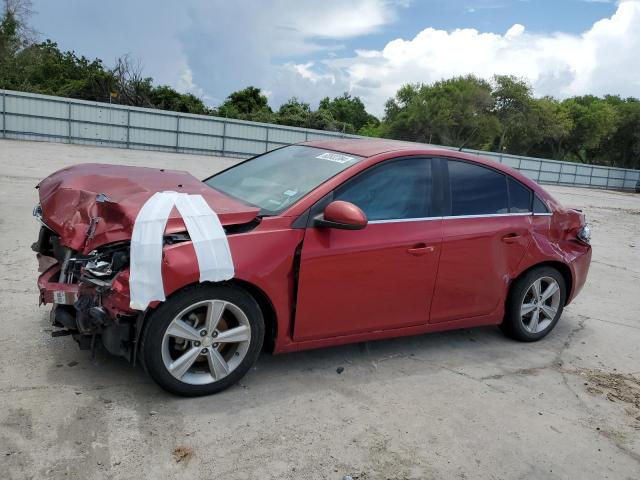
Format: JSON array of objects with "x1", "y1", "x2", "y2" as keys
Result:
[
  {"x1": 228, "y1": 279, "x2": 278, "y2": 353},
  {"x1": 513, "y1": 260, "x2": 573, "y2": 306},
  {"x1": 140, "y1": 279, "x2": 278, "y2": 355}
]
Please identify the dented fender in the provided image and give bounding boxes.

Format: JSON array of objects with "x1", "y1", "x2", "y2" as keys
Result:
[
  {"x1": 516, "y1": 210, "x2": 591, "y2": 304},
  {"x1": 106, "y1": 217, "x2": 305, "y2": 348}
]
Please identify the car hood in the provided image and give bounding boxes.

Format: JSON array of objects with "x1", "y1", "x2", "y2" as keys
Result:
[{"x1": 37, "y1": 163, "x2": 260, "y2": 253}]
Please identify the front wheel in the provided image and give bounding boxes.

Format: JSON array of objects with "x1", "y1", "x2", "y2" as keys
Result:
[
  {"x1": 141, "y1": 284, "x2": 265, "y2": 396},
  {"x1": 501, "y1": 266, "x2": 566, "y2": 342}
]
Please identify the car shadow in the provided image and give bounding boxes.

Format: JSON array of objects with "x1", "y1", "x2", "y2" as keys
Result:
[{"x1": 42, "y1": 308, "x2": 577, "y2": 412}]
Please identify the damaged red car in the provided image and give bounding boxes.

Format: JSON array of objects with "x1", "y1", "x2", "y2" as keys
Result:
[{"x1": 33, "y1": 139, "x2": 592, "y2": 396}]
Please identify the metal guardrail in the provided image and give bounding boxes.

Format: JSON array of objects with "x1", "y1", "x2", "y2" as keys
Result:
[{"x1": 1, "y1": 89, "x2": 639, "y2": 191}]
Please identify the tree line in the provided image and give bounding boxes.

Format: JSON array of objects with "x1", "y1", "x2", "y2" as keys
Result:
[{"x1": 1, "y1": 0, "x2": 638, "y2": 169}]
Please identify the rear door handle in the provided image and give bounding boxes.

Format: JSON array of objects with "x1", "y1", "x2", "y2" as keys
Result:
[
  {"x1": 501, "y1": 233, "x2": 521, "y2": 244},
  {"x1": 407, "y1": 243, "x2": 435, "y2": 256}
]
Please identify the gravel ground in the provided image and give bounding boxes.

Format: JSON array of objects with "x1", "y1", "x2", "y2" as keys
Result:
[{"x1": 1, "y1": 139, "x2": 639, "y2": 480}]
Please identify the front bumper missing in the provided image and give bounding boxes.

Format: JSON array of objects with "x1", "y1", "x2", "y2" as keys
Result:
[
  {"x1": 38, "y1": 264, "x2": 135, "y2": 359},
  {"x1": 37, "y1": 265, "x2": 79, "y2": 306}
]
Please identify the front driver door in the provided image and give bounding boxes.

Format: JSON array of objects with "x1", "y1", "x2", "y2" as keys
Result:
[{"x1": 293, "y1": 157, "x2": 443, "y2": 342}]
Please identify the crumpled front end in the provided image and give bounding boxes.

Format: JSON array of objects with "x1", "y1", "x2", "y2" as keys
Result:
[
  {"x1": 33, "y1": 218, "x2": 200, "y2": 359},
  {"x1": 33, "y1": 217, "x2": 142, "y2": 358},
  {"x1": 33, "y1": 162, "x2": 261, "y2": 360}
]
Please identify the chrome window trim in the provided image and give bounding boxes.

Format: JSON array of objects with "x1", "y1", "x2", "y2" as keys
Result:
[
  {"x1": 533, "y1": 212, "x2": 553, "y2": 217},
  {"x1": 441, "y1": 212, "x2": 531, "y2": 220},
  {"x1": 368, "y1": 217, "x2": 441, "y2": 225},
  {"x1": 368, "y1": 212, "x2": 539, "y2": 224}
]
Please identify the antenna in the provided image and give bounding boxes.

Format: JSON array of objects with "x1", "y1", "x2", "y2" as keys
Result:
[{"x1": 458, "y1": 127, "x2": 478, "y2": 151}]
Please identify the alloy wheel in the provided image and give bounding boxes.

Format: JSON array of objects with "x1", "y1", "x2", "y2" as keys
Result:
[
  {"x1": 161, "y1": 299, "x2": 251, "y2": 385},
  {"x1": 520, "y1": 276, "x2": 561, "y2": 334}
]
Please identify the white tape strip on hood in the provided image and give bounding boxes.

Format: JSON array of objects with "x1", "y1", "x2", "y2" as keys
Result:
[{"x1": 129, "y1": 191, "x2": 234, "y2": 310}]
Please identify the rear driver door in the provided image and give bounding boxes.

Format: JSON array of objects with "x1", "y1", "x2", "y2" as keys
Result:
[{"x1": 429, "y1": 159, "x2": 533, "y2": 323}]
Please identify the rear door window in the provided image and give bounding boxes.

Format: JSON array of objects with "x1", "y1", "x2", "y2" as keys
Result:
[{"x1": 447, "y1": 160, "x2": 508, "y2": 216}]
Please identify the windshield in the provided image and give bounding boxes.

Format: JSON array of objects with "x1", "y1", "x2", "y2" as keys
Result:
[{"x1": 205, "y1": 145, "x2": 363, "y2": 214}]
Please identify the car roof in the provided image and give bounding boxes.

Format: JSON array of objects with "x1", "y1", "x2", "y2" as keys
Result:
[
  {"x1": 303, "y1": 137, "x2": 447, "y2": 158},
  {"x1": 302, "y1": 137, "x2": 553, "y2": 202}
]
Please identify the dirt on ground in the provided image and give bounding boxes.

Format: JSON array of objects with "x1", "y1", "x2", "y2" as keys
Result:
[{"x1": 1, "y1": 139, "x2": 639, "y2": 479}]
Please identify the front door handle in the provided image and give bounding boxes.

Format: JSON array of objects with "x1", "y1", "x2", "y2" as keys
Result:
[
  {"x1": 501, "y1": 232, "x2": 521, "y2": 244},
  {"x1": 407, "y1": 243, "x2": 435, "y2": 256}
]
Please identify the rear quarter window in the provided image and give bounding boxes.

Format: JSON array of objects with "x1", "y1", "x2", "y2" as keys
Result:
[
  {"x1": 533, "y1": 195, "x2": 550, "y2": 214},
  {"x1": 507, "y1": 177, "x2": 532, "y2": 213}
]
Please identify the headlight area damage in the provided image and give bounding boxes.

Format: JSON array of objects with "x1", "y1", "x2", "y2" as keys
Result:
[
  {"x1": 32, "y1": 163, "x2": 261, "y2": 362},
  {"x1": 33, "y1": 222, "x2": 191, "y2": 359}
]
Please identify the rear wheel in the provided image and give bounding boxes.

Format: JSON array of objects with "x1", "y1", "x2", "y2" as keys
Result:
[
  {"x1": 501, "y1": 266, "x2": 566, "y2": 342},
  {"x1": 141, "y1": 284, "x2": 264, "y2": 396}
]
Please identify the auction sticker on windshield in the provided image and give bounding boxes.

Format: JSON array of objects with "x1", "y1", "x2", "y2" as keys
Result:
[{"x1": 316, "y1": 152, "x2": 357, "y2": 164}]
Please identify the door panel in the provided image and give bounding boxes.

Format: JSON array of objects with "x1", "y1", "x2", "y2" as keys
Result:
[
  {"x1": 294, "y1": 220, "x2": 442, "y2": 341},
  {"x1": 429, "y1": 215, "x2": 532, "y2": 323}
]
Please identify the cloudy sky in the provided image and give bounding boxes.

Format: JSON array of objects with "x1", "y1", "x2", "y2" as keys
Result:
[{"x1": 30, "y1": 0, "x2": 639, "y2": 116}]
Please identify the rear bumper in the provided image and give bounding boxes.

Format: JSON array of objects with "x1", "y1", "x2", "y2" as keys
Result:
[{"x1": 567, "y1": 244, "x2": 592, "y2": 305}]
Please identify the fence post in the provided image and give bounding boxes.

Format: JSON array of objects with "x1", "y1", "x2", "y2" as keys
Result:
[
  {"x1": 305, "y1": 130, "x2": 308, "y2": 141},
  {"x1": 537, "y1": 159, "x2": 543, "y2": 182},
  {"x1": 265, "y1": 126, "x2": 269, "y2": 152},
  {"x1": 175, "y1": 115, "x2": 180, "y2": 152},
  {"x1": 558, "y1": 162, "x2": 563, "y2": 185},
  {"x1": 622, "y1": 168, "x2": 628, "y2": 191},
  {"x1": 2, "y1": 91, "x2": 6, "y2": 138},
  {"x1": 605, "y1": 167, "x2": 611, "y2": 190},
  {"x1": 126, "y1": 109, "x2": 131, "y2": 149},
  {"x1": 221, "y1": 120, "x2": 226, "y2": 156},
  {"x1": 67, "y1": 101, "x2": 72, "y2": 143}
]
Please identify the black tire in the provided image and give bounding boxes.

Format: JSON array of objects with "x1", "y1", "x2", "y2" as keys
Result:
[
  {"x1": 501, "y1": 266, "x2": 566, "y2": 342},
  {"x1": 140, "y1": 283, "x2": 264, "y2": 396}
]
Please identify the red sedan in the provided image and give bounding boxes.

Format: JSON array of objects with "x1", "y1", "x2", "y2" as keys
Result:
[{"x1": 33, "y1": 139, "x2": 592, "y2": 396}]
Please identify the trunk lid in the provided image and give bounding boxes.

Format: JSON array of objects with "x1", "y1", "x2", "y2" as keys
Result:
[{"x1": 37, "y1": 163, "x2": 260, "y2": 253}]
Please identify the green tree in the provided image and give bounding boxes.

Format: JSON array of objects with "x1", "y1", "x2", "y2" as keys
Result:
[
  {"x1": 0, "y1": 6, "x2": 18, "y2": 57},
  {"x1": 149, "y1": 85, "x2": 208, "y2": 114},
  {"x1": 217, "y1": 86, "x2": 274, "y2": 122},
  {"x1": 600, "y1": 96, "x2": 640, "y2": 169},
  {"x1": 562, "y1": 95, "x2": 617, "y2": 164},
  {"x1": 276, "y1": 97, "x2": 312, "y2": 127},
  {"x1": 492, "y1": 75, "x2": 539, "y2": 153},
  {"x1": 358, "y1": 120, "x2": 388, "y2": 137},
  {"x1": 318, "y1": 92, "x2": 378, "y2": 132},
  {"x1": 527, "y1": 97, "x2": 573, "y2": 160},
  {"x1": 383, "y1": 76, "x2": 499, "y2": 149}
]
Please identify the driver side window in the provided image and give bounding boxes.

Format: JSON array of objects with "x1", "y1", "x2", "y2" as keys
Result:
[{"x1": 334, "y1": 158, "x2": 432, "y2": 221}]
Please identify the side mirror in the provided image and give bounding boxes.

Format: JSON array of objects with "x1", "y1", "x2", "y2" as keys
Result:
[{"x1": 314, "y1": 200, "x2": 367, "y2": 230}]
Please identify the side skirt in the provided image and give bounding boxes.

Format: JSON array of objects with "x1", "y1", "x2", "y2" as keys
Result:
[{"x1": 274, "y1": 307, "x2": 504, "y2": 354}]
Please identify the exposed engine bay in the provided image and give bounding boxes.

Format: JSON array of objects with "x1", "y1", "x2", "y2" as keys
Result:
[{"x1": 32, "y1": 210, "x2": 190, "y2": 361}]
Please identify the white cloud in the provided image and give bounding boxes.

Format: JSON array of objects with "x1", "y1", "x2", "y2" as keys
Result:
[
  {"x1": 290, "y1": 62, "x2": 336, "y2": 84},
  {"x1": 172, "y1": 0, "x2": 406, "y2": 105},
  {"x1": 32, "y1": 0, "x2": 640, "y2": 117},
  {"x1": 31, "y1": 0, "x2": 404, "y2": 107},
  {"x1": 286, "y1": 0, "x2": 640, "y2": 116},
  {"x1": 275, "y1": 0, "x2": 398, "y2": 39}
]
